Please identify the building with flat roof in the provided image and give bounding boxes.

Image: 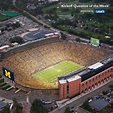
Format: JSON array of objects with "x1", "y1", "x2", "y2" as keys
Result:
[
  {"x1": 89, "y1": 99, "x2": 109, "y2": 111},
  {"x1": 23, "y1": 30, "x2": 60, "y2": 41},
  {"x1": 0, "y1": 101, "x2": 7, "y2": 111}
]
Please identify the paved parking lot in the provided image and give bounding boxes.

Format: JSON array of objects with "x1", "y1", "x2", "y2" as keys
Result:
[{"x1": 0, "y1": 15, "x2": 39, "y2": 46}]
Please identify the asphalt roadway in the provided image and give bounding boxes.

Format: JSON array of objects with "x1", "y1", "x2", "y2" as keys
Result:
[{"x1": 50, "y1": 79, "x2": 113, "y2": 113}]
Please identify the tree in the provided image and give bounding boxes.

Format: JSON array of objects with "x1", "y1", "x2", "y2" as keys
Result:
[
  {"x1": 64, "y1": 107, "x2": 72, "y2": 113},
  {"x1": 102, "y1": 91, "x2": 108, "y2": 95},
  {"x1": 10, "y1": 98, "x2": 23, "y2": 113},
  {"x1": 34, "y1": 7, "x2": 43, "y2": 15},
  {"x1": 14, "y1": 22, "x2": 21, "y2": 28},
  {"x1": 9, "y1": 36, "x2": 24, "y2": 44},
  {"x1": 75, "y1": 38, "x2": 81, "y2": 42},
  {"x1": 61, "y1": 32, "x2": 67, "y2": 40},
  {"x1": 109, "y1": 84, "x2": 113, "y2": 91},
  {"x1": 30, "y1": 99, "x2": 47, "y2": 113}
]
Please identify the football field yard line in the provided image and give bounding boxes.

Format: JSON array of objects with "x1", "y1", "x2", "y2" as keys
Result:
[{"x1": 33, "y1": 61, "x2": 83, "y2": 83}]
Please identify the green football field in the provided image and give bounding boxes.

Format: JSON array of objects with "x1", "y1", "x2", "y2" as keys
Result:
[{"x1": 33, "y1": 61, "x2": 83, "y2": 83}]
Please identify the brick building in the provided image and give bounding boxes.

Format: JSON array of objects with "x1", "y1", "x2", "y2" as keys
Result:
[{"x1": 59, "y1": 55, "x2": 113, "y2": 100}]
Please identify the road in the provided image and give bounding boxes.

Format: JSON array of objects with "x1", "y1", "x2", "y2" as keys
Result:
[
  {"x1": 50, "y1": 79, "x2": 113, "y2": 113},
  {"x1": 23, "y1": 10, "x2": 53, "y2": 29}
]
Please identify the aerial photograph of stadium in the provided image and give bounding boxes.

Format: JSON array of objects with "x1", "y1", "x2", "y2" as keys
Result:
[{"x1": 0, "y1": 0, "x2": 113, "y2": 113}]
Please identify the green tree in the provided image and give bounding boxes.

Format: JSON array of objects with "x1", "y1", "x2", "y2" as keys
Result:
[
  {"x1": 109, "y1": 84, "x2": 113, "y2": 91},
  {"x1": 75, "y1": 38, "x2": 81, "y2": 42},
  {"x1": 61, "y1": 32, "x2": 67, "y2": 40},
  {"x1": 9, "y1": 36, "x2": 24, "y2": 44},
  {"x1": 30, "y1": 99, "x2": 47, "y2": 113},
  {"x1": 102, "y1": 91, "x2": 108, "y2": 95},
  {"x1": 10, "y1": 98, "x2": 23, "y2": 113},
  {"x1": 64, "y1": 107, "x2": 72, "y2": 113}
]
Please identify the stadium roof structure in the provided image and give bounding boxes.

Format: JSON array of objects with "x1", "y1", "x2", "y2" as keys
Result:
[
  {"x1": 23, "y1": 30, "x2": 57, "y2": 41},
  {"x1": 59, "y1": 79, "x2": 67, "y2": 84},
  {"x1": 0, "y1": 101, "x2": 7, "y2": 109},
  {"x1": 89, "y1": 99, "x2": 109, "y2": 111},
  {"x1": 101, "y1": 54, "x2": 113, "y2": 64},
  {"x1": 88, "y1": 62, "x2": 103, "y2": 70},
  {"x1": 59, "y1": 76, "x2": 81, "y2": 84},
  {"x1": 67, "y1": 76, "x2": 81, "y2": 82}
]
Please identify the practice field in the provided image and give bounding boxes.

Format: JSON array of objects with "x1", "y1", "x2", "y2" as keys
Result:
[
  {"x1": 33, "y1": 61, "x2": 83, "y2": 83},
  {"x1": 0, "y1": 14, "x2": 10, "y2": 21},
  {"x1": 1, "y1": 11, "x2": 21, "y2": 17}
]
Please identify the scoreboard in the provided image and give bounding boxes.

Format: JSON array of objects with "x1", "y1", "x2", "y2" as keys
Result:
[
  {"x1": 2, "y1": 67, "x2": 14, "y2": 81},
  {"x1": 90, "y1": 38, "x2": 100, "y2": 47}
]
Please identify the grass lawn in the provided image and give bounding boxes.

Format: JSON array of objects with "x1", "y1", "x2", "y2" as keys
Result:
[
  {"x1": 0, "y1": 79, "x2": 4, "y2": 83},
  {"x1": 57, "y1": 25, "x2": 70, "y2": 31},
  {"x1": 0, "y1": 14, "x2": 10, "y2": 21},
  {"x1": 0, "y1": 83, "x2": 7, "y2": 87},
  {"x1": 33, "y1": 61, "x2": 83, "y2": 83},
  {"x1": 0, "y1": 11, "x2": 21, "y2": 22},
  {"x1": 2, "y1": 85, "x2": 11, "y2": 90}
]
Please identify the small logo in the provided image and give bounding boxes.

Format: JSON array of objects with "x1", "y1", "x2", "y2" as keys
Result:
[
  {"x1": 94, "y1": 9, "x2": 106, "y2": 14},
  {"x1": 5, "y1": 70, "x2": 11, "y2": 78}
]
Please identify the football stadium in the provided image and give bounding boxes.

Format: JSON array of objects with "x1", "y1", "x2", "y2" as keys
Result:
[{"x1": 0, "y1": 32, "x2": 112, "y2": 99}]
